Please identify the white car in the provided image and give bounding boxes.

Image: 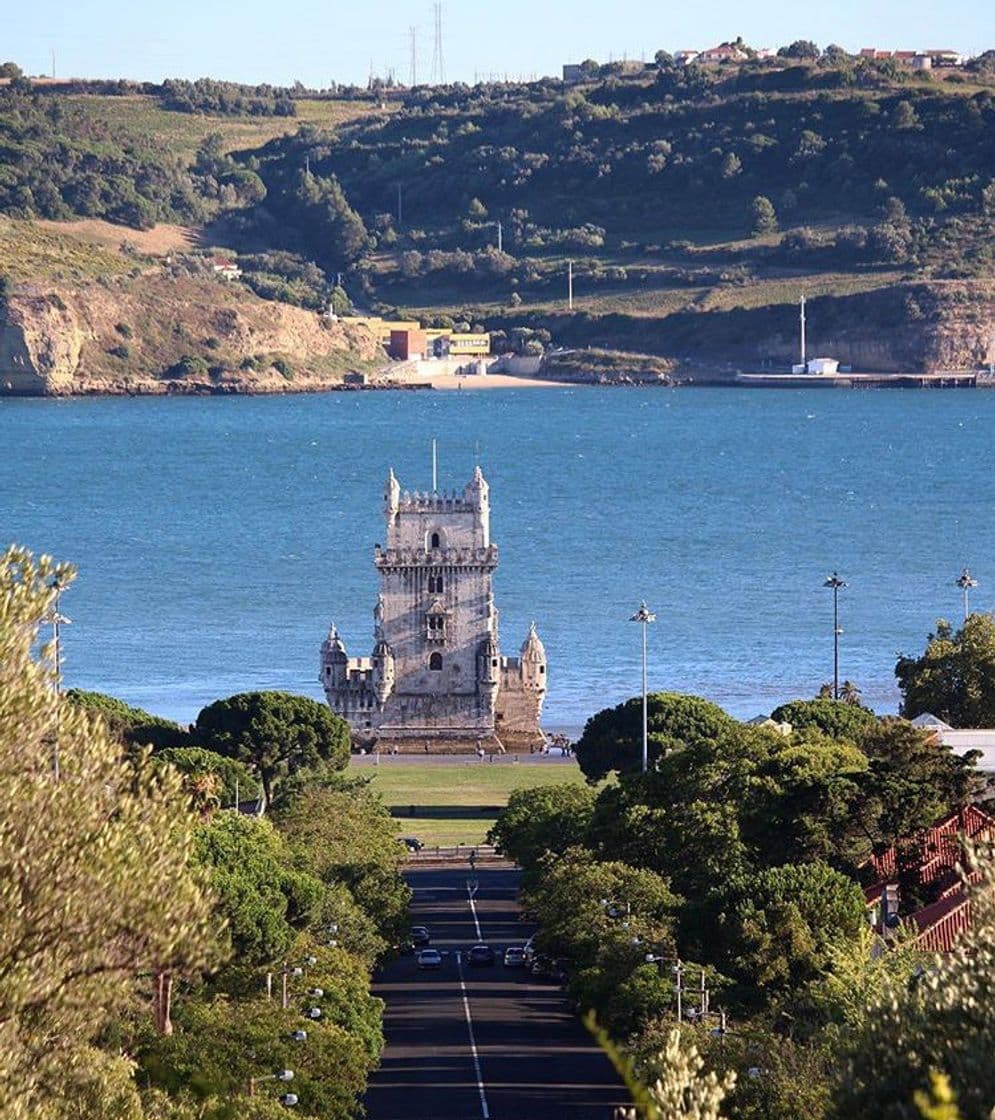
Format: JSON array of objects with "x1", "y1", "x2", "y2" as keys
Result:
[{"x1": 417, "y1": 948, "x2": 443, "y2": 970}]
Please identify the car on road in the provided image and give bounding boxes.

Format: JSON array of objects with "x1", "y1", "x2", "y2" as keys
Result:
[
  {"x1": 466, "y1": 944, "x2": 496, "y2": 966},
  {"x1": 401, "y1": 837, "x2": 424, "y2": 852},
  {"x1": 416, "y1": 948, "x2": 443, "y2": 969},
  {"x1": 410, "y1": 926, "x2": 431, "y2": 946},
  {"x1": 503, "y1": 945, "x2": 527, "y2": 967}
]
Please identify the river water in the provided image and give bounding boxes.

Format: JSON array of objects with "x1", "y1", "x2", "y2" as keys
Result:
[{"x1": 3, "y1": 386, "x2": 993, "y2": 729}]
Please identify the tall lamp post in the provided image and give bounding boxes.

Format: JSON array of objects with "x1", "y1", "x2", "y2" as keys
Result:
[
  {"x1": 629, "y1": 602, "x2": 656, "y2": 773},
  {"x1": 44, "y1": 578, "x2": 71, "y2": 781},
  {"x1": 823, "y1": 573, "x2": 846, "y2": 700},
  {"x1": 956, "y1": 567, "x2": 978, "y2": 622}
]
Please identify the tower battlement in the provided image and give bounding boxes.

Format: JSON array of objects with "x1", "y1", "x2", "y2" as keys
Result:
[
  {"x1": 321, "y1": 466, "x2": 545, "y2": 753},
  {"x1": 396, "y1": 490, "x2": 476, "y2": 512}
]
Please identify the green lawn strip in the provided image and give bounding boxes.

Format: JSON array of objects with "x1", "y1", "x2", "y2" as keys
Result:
[{"x1": 350, "y1": 760, "x2": 587, "y2": 847}]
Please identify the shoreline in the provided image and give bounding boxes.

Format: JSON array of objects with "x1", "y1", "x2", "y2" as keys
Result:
[{"x1": 4, "y1": 369, "x2": 992, "y2": 399}]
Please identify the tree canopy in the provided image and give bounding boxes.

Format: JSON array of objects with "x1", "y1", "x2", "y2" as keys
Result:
[
  {"x1": 194, "y1": 691, "x2": 350, "y2": 803},
  {"x1": 770, "y1": 698, "x2": 877, "y2": 740},
  {"x1": 0, "y1": 547, "x2": 221, "y2": 1120},
  {"x1": 896, "y1": 614, "x2": 995, "y2": 726},
  {"x1": 575, "y1": 691, "x2": 736, "y2": 780}
]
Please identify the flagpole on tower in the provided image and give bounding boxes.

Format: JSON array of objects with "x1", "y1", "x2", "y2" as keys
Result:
[{"x1": 432, "y1": 438, "x2": 438, "y2": 492}]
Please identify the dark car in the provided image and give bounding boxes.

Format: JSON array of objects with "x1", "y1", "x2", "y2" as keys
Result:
[
  {"x1": 529, "y1": 953, "x2": 557, "y2": 980},
  {"x1": 410, "y1": 926, "x2": 431, "y2": 947},
  {"x1": 466, "y1": 944, "x2": 496, "y2": 966},
  {"x1": 401, "y1": 837, "x2": 424, "y2": 852}
]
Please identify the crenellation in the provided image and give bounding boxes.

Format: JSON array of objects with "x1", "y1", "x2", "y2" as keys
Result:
[{"x1": 320, "y1": 466, "x2": 545, "y2": 752}]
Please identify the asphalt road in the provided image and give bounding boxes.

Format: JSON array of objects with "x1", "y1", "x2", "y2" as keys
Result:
[{"x1": 364, "y1": 867, "x2": 627, "y2": 1120}]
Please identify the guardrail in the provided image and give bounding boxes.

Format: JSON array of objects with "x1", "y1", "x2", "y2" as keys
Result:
[{"x1": 406, "y1": 843, "x2": 511, "y2": 864}]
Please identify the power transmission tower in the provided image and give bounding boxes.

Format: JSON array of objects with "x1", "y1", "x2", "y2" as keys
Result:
[
  {"x1": 430, "y1": 2, "x2": 446, "y2": 85},
  {"x1": 409, "y1": 26, "x2": 418, "y2": 87}
]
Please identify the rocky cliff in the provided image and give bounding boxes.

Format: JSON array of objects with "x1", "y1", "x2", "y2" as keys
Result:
[
  {"x1": 496, "y1": 281, "x2": 995, "y2": 376},
  {"x1": 0, "y1": 273, "x2": 382, "y2": 395}
]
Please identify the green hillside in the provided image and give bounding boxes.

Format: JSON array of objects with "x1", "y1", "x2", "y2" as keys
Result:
[{"x1": 1, "y1": 52, "x2": 994, "y2": 371}]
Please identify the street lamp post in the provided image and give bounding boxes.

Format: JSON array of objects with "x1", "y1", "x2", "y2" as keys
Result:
[
  {"x1": 629, "y1": 603, "x2": 656, "y2": 773},
  {"x1": 823, "y1": 573, "x2": 846, "y2": 700},
  {"x1": 956, "y1": 568, "x2": 978, "y2": 622},
  {"x1": 44, "y1": 578, "x2": 71, "y2": 781}
]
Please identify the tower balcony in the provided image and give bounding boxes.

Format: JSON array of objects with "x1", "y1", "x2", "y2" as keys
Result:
[{"x1": 374, "y1": 544, "x2": 499, "y2": 571}]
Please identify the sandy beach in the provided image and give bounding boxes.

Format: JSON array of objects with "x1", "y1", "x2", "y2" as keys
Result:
[{"x1": 400, "y1": 371, "x2": 577, "y2": 390}]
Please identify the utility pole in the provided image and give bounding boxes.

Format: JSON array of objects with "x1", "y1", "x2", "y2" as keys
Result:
[
  {"x1": 567, "y1": 259, "x2": 574, "y2": 310},
  {"x1": 496, "y1": 220, "x2": 503, "y2": 252},
  {"x1": 430, "y1": 2, "x2": 446, "y2": 84},
  {"x1": 409, "y1": 26, "x2": 418, "y2": 88},
  {"x1": 396, "y1": 182, "x2": 403, "y2": 225},
  {"x1": 800, "y1": 295, "x2": 807, "y2": 368}
]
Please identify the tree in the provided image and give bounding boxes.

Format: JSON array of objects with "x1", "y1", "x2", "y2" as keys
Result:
[
  {"x1": 467, "y1": 196, "x2": 488, "y2": 218},
  {"x1": 273, "y1": 773, "x2": 411, "y2": 951},
  {"x1": 66, "y1": 688, "x2": 190, "y2": 750},
  {"x1": 778, "y1": 40, "x2": 820, "y2": 60},
  {"x1": 156, "y1": 746, "x2": 254, "y2": 813},
  {"x1": 195, "y1": 691, "x2": 350, "y2": 803},
  {"x1": 194, "y1": 811, "x2": 323, "y2": 963},
  {"x1": 575, "y1": 692, "x2": 736, "y2": 781},
  {"x1": 711, "y1": 861, "x2": 867, "y2": 992},
  {"x1": 896, "y1": 615, "x2": 995, "y2": 727},
  {"x1": 594, "y1": 1020, "x2": 735, "y2": 1120},
  {"x1": 770, "y1": 698, "x2": 877, "y2": 740},
  {"x1": 720, "y1": 152, "x2": 742, "y2": 179},
  {"x1": 0, "y1": 546, "x2": 221, "y2": 1119},
  {"x1": 488, "y1": 783, "x2": 597, "y2": 876},
  {"x1": 749, "y1": 195, "x2": 778, "y2": 236},
  {"x1": 0, "y1": 61, "x2": 23, "y2": 79}
]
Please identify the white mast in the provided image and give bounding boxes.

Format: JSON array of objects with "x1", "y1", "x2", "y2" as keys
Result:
[
  {"x1": 800, "y1": 296, "x2": 807, "y2": 368},
  {"x1": 432, "y1": 438, "x2": 438, "y2": 492}
]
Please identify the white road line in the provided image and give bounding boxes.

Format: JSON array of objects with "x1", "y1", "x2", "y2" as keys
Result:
[
  {"x1": 467, "y1": 879, "x2": 482, "y2": 940},
  {"x1": 456, "y1": 950, "x2": 490, "y2": 1120}
]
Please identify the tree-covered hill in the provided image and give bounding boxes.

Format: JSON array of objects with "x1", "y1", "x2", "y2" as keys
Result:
[{"x1": 2, "y1": 51, "x2": 995, "y2": 375}]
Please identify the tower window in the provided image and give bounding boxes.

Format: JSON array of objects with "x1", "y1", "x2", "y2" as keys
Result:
[
  {"x1": 430, "y1": 532, "x2": 441, "y2": 549},
  {"x1": 429, "y1": 652, "x2": 443, "y2": 671},
  {"x1": 428, "y1": 574, "x2": 444, "y2": 593}
]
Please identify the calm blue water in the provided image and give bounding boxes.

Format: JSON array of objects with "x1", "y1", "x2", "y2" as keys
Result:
[{"x1": 2, "y1": 387, "x2": 993, "y2": 729}]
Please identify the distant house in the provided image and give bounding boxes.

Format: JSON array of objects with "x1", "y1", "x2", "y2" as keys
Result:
[
  {"x1": 865, "y1": 805, "x2": 995, "y2": 952},
  {"x1": 674, "y1": 50, "x2": 700, "y2": 66},
  {"x1": 562, "y1": 63, "x2": 585, "y2": 83},
  {"x1": 698, "y1": 43, "x2": 748, "y2": 64},
  {"x1": 927, "y1": 49, "x2": 964, "y2": 67},
  {"x1": 807, "y1": 357, "x2": 840, "y2": 375},
  {"x1": 910, "y1": 712, "x2": 954, "y2": 731},
  {"x1": 211, "y1": 258, "x2": 242, "y2": 281}
]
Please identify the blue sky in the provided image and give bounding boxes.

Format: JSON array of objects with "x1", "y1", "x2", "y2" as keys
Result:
[{"x1": 5, "y1": 1, "x2": 994, "y2": 88}]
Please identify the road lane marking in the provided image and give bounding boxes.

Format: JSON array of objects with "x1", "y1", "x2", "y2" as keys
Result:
[
  {"x1": 456, "y1": 950, "x2": 490, "y2": 1120},
  {"x1": 467, "y1": 879, "x2": 482, "y2": 940}
]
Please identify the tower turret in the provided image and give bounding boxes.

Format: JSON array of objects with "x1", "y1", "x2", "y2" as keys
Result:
[
  {"x1": 463, "y1": 465, "x2": 490, "y2": 545},
  {"x1": 320, "y1": 623, "x2": 349, "y2": 690},
  {"x1": 372, "y1": 638, "x2": 396, "y2": 707},
  {"x1": 384, "y1": 467, "x2": 400, "y2": 519},
  {"x1": 477, "y1": 634, "x2": 500, "y2": 711},
  {"x1": 519, "y1": 622, "x2": 547, "y2": 692}
]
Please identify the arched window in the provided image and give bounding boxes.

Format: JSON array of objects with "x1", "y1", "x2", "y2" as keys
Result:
[
  {"x1": 429, "y1": 652, "x2": 443, "y2": 671},
  {"x1": 428, "y1": 574, "x2": 444, "y2": 593},
  {"x1": 430, "y1": 531, "x2": 441, "y2": 549}
]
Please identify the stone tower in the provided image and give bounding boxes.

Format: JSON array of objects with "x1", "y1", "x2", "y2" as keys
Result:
[{"x1": 320, "y1": 466, "x2": 546, "y2": 752}]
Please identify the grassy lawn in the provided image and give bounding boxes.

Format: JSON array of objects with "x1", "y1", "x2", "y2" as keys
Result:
[{"x1": 351, "y1": 760, "x2": 589, "y2": 847}]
